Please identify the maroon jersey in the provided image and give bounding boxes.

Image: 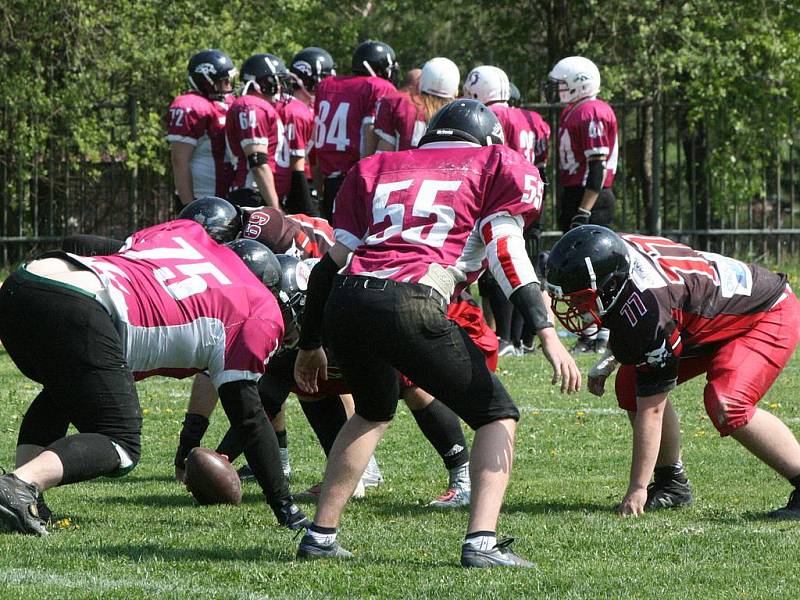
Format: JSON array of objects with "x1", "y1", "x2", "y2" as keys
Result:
[
  {"x1": 165, "y1": 92, "x2": 234, "y2": 198},
  {"x1": 275, "y1": 95, "x2": 314, "y2": 189},
  {"x1": 333, "y1": 141, "x2": 544, "y2": 299},
  {"x1": 71, "y1": 220, "x2": 284, "y2": 388},
  {"x1": 373, "y1": 92, "x2": 427, "y2": 151},
  {"x1": 241, "y1": 207, "x2": 334, "y2": 259},
  {"x1": 225, "y1": 94, "x2": 289, "y2": 197},
  {"x1": 313, "y1": 75, "x2": 396, "y2": 176},
  {"x1": 490, "y1": 104, "x2": 549, "y2": 167},
  {"x1": 606, "y1": 234, "x2": 787, "y2": 396},
  {"x1": 557, "y1": 97, "x2": 618, "y2": 188}
]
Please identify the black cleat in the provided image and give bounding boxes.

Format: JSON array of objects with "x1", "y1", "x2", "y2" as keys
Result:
[
  {"x1": 296, "y1": 534, "x2": 353, "y2": 560},
  {"x1": 237, "y1": 463, "x2": 255, "y2": 481},
  {"x1": 460, "y1": 537, "x2": 534, "y2": 568},
  {"x1": 0, "y1": 473, "x2": 48, "y2": 536},
  {"x1": 767, "y1": 489, "x2": 800, "y2": 519},
  {"x1": 273, "y1": 501, "x2": 311, "y2": 531},
  {"x1": 645, "y1": 476, "x2": 693, "y2": 510}
]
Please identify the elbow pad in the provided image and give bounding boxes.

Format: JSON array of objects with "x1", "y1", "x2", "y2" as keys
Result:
[
  {"x1": 247, "y1": 152, "x2": 270, "y2": 169},
  {"x1": 585, "y1": 159, "x2": 606, "y2": 193},
  {"x1": 509, "y1": 282, "x2": 554, "y2": 333},
  {"x1": 298, "y1": 253, "x2": 339, "y2": 350}
]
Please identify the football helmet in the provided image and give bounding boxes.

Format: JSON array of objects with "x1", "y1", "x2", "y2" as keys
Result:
[
  {"x1": 225, "y1": 238, "x2": 282, "y2": 290},
  {"x1": 419, "y1": 57, "x2": 460, "y2": 99},
  {"x1": 290, "y1": 47, "x2": 336, "y2": 92},
  {"x1": 241, "y1": 53, "x2": 287, "y2": 98},
  {"x1": 188, "y1": 49, "x2": 237, "y2": 101},
  {"x1": 274, "y1": 254, "x2": 311, "y2": 327},
  {"x1": 417, "y1": 98, "x2": 504, "y2": 147},
  {"x1": 462, "y1": 66, "x2": 510, "y2": 105},
  {"x1": 508, "y1": 82, "x2": 521, "y2": 107},
  {"x1": 178, "y1": 196, "x2": 242, "y2": 243},
  {"x1": 351, "y1": 40, "x2": 398, "y2": 82},
  {"x1": 546, "y1": 56, "x2": 601, "y2": 104},
  {"x1": 545, "y1": 225, "x2": 631, "y2": 333}
]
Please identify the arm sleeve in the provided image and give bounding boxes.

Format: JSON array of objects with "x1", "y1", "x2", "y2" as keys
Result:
[
  {"x1": 509, "y1": 283, "x2": 554, "y2": 332},
  {"x1": 298, "y1": 253, "x2": 340, "y2": 350},
  {"x1": 481, "y1": 213, "x2": 539, "y2": 297}
]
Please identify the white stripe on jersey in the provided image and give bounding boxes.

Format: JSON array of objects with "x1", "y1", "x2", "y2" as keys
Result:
[{"x1": 334, "y1": 228, "x2": 363, "y2": 251}]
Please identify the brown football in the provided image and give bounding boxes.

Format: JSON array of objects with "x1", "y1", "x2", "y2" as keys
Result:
[{"x1": 184, "y1": 447, "x2": 242, "y2": 506}]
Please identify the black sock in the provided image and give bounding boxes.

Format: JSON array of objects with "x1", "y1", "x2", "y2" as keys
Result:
[
  {"x1": 654, "y1": 463, "x2": 688, "y2": 484},
  {"x1": 789, "y1": 474, "x2": 800, "y2": 489},
  {"x1": 465, "y1": 530, "x2": 495, "y2": 540},
  {"x1": 175, "y1": 413, "x2": 210, "y2": 468},
  {"x1": 411, "y1": 399, "x2": 469, "y2": 470},
  {"x1": 300, "y1": 395, "x2": 347, "y2": 456},
  {"x1": 275, "y1": 430, "x2": 288, "y2": 449},
  {"x1": 310, "y1": 523, "x2": 337, "y2": 535}
]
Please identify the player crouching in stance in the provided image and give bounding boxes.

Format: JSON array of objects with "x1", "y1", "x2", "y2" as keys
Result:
[
  {"x1": 293, "y1": 99, "x2": 581, "y2": 567},
  {"x1": 546, "y1": 225, "x2": 800, "y2": 517},
  {"x1": 0, "y1": 219, "x2": 310, "y2": 534}
]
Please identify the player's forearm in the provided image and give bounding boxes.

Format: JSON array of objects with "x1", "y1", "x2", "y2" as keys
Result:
[
  {"x1": 629, "y1": 394, "x2": 668, "y2": 491},
  {"x1": 252, "y1": 165, "x2": 281, "y2": 211},
  {"x1": 362, "y1": 123, "x2": 378, "y2": 157},
  {"x1": 171, "y1": 157, "x2": 194, "y2": 206}
]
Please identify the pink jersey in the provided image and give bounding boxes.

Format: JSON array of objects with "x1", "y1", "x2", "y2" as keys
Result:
[
  {"x1": 556, "y1": 97, "x2": 618, "y2": 188},
  {"x1": 333, "y1": 142, "x2": 544, "y2": 296},
  {"x1": 313, "y1": 75, "x2": 397, "y2": 176},
  {"x1": 276, "y1": 95, "x2": 315, "y2": 182},
  {"x1": 241, "y1": 206, "x2": 334, "y2": 259},
  {"x1": 165, "y1": 92, "x2": 234, "y2": 198},
  {"x1": 71, "y1": 220, "x2": 284, "y2": 388},
  {"x1": 490, "y1": 104, "x2": 550, "y2": 167},
  {"x1": 225, "y1": 94, "x2": 290, "y2": 198},
  {"x1": 373, "y1": 92, "x2": 427, "y2": 151}
]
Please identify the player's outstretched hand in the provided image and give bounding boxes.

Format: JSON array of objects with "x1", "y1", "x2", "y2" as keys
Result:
[
  {"x1": 294, "y1": 347, "x2": 328, "y2": 395},
  {"x1": 617, "y1": 487, "x2": 647, "y2": 517},
  {"x1": 539, "y1": 329, "x2": 581, "y2": 394},
  {"x1": 587, "y1": 349, "x2": 619, "y2": 397}
]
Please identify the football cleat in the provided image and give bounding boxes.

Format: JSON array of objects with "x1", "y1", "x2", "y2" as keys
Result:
[
  {"x1": 645, "y1": 477, "x2": 693, "y2": 510},
  {"x1": 0, "y1": 473, "x2": 48, "y2": 536},
  {"x1": 460, "y1": 537, "x2": 534, "y2": 568},
  {"x1": 498, "y1": 339, "x2": 521, "y2": 357},
  {"x1": 767, "y1": 489, "x2": 800, "y2": 519},
  {"x1": 237, "y1": 463, "x2": 255, "y2": 481},
  {"x1": 429, "y1": 463, "x2": 471, "y2": 508},
  {"x1": 570, "y1": 337, "x2": 596, "y2": 354},
  {"x1": 36, "y1": 494, "x2": 53, "y2": 524},
  {"x1": 361, "y1": 456, "x2": 383, "y2": 488},
  {"x1": 280, "y1": 448, "x2": 292, "y2": 480},
  {"x1": 295, "y1": 479, "x2": 365, "y2": 500},
  {"x1": 273, "y1": 501, "x2": 311, "y2": 531},
  {"x1": 296, "y1": 534, "x2": 354, "y2": 560}
]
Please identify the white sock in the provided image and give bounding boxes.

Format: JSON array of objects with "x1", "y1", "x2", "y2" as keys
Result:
[
  {"x1": 307, "y1": 527, "x2": 337, "y2": 546},
  {"x1": 464, "y1": 533, "x2": 496, "y2": 552}
]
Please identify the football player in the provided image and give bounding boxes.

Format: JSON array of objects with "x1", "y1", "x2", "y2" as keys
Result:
[
  {"x1": 226, "y1": 54, "x2": 287, "y2": 210},
  {"x1": 0, "y1": 220, "x2": 310, "y2": 535},
  {"x1": 166, "y1": 49, "x2": 237, "y2": 208},
  {"x1": 546, "y1": 56, "x2": 619, "y2": 354},
  {"x1": 313, "y1": 40, "x2": 398, "y2": 220},
  {"x1": 370, "y1": 57, "x2": 460, "y2": 153},
  {"x1": 293, "y1": 99, "x2": 580, "y2": 567},
  {"x1": 546, "y1": 225, "x2": 800, "y2": 518}
]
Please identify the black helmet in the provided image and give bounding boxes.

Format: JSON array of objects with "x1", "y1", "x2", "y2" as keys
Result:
[
  {"x1": 508, "y1": 82, "x2": 522, "y2": 107},
  {"x1": 274, "y1": 254, "x2": 311, "y2": 327},
  {"x1": 225, "y1": 238, "x2": 282, "y2": 290},
  {"x1": 241, "y1": 53, "x2": 287, "y2": 97},
  {"x1": 290, "y1": 47, "x2": 336, "y2": 92},
  {"x1": 545, "y1": 225, "x2": 631, "y2": 333},
  {"x1": 188, "y1": 49, "x2": 237, "y2": 100},
  {"x1": 351, "y1": 40, "x2": 398, "y2": 82},
  {"x1": 418, "y1": 99, "x2": 505, "y2": 147},
  {"x1": 178, "y1": 196, "x2": 241, "y2": 243}
]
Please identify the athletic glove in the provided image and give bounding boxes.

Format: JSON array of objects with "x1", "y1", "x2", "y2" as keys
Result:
[{"x1": 570, "y1": 207, "x2": 592, "y2": 229}]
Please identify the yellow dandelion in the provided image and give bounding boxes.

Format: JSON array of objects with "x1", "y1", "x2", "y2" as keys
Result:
[
  {"x1": 142, "y1": 408, "x2": 151, "y2": 415},
  {"x1": 576, "y1": 411, "x2": 585, "y2": 417},
  {"x1": 57, "y1": 518, "x2": 71, "y2": 528},
  {"x1": 769, "y1": 402, "x2": 781, "y2": 410}
]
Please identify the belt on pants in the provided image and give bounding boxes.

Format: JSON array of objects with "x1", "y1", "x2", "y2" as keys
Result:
[{"x1": 337, "y1": 275, "x2": 447, "y2": 306}]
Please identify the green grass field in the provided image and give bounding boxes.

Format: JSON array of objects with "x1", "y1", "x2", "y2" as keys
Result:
[{"x1": 1, "y1": 347, "x2": 800, "y2": 599}]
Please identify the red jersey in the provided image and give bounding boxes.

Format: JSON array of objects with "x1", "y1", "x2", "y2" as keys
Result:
[
  {"x1": 333, "y1": 141, "x2": 544, "y2": 298},
  {"x1": 165, "y1": 92, "x2": 234, "y2": 198},
  {"x1": 313, "y1": 75, "x2": 396, "y2": 176},
  {"x1": 606, "y1": 234, "x2": 787, "y2": 396},
  {"x1": 225, "y1": 94, "x2": 289, "y2": 197},
  {"x1": 71, "y1": 220, "x2": 284, "y2": 388},
  {"x1": 521, "y1": 108, "x2": 550, "y2": 167},
  {"x1": 556, "y1": 97, "x2": 618, "y2": 188},
  {"x1": 490, "y1": 104, "x2": 549, "y2": 167},
  {"x1": 275, "y1": 95, "x2": 315, "y2": 187},
  {"x1": 241, "y1": 207, "x2": 334, "y2": 259},
  {"x1": 373, "y1": 92, "x2": 427, "y2": 151}
]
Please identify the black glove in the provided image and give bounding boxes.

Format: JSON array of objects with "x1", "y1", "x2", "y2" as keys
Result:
[{"x1": 570, "y1": 207, "x2": 592, "y2": 229}]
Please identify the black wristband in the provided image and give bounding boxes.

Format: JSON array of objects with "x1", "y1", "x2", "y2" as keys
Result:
[
  {"x1": 298, "y1": 253, "x2": 339, "y2": 350},
  {"x1": 509, "y1": 282, "x2": 554, "y2": 333}
]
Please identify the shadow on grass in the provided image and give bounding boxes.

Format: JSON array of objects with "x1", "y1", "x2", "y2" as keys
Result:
[
  {"x1": 359, "y1": 496, "x2": 611, "y2": 518},
  {"x1": 95, "y1": 492, "x2": 195, "y2": 508},
  {"x1": 59, "y1": 542, "x2": 284, "y2": 563}
]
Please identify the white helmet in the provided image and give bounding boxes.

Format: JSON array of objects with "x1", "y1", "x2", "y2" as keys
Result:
[
  {"x1": 419, "y1": 57, "x2": 460, "y2": 99},
  {"x1": 547, "y1": 56, "x2": 601, "y2": 104},
  {"x1": 462, "y1": 65, "x2": 510, "y2": 104}
]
